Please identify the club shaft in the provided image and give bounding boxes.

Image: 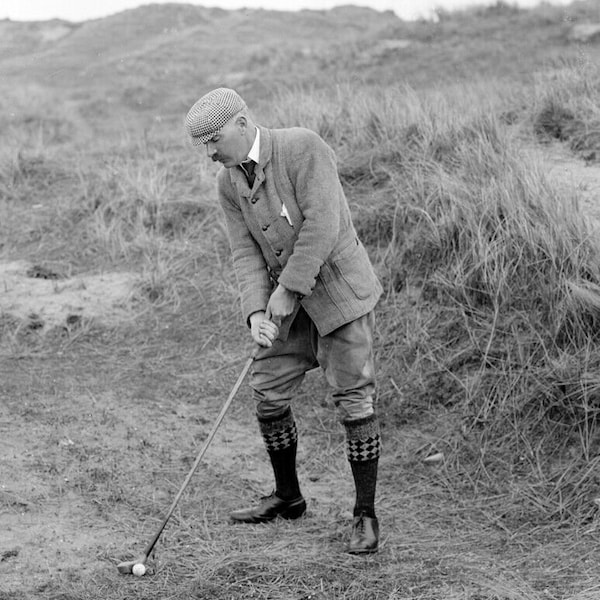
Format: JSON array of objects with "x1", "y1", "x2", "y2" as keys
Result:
[{"x1": 141, "y1": 350, "x2": 257, "y2": 558}]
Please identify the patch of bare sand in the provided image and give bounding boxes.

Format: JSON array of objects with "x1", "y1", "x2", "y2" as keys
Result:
[
  {"x1": 0, "y1": 260, "x2": 139, "y2": 330},
  {"x1": 524, "y1": 141, "x2": 600, "y2": 223}
]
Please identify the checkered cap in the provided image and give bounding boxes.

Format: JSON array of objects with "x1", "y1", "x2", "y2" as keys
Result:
[{"x1": 185, "y1": 88, "x2": 246, "y2": 145}]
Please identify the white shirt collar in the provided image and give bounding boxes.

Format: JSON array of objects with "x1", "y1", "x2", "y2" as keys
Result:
[{"x1": 246, "y1": 127, "x2": 260, "y2": 163}]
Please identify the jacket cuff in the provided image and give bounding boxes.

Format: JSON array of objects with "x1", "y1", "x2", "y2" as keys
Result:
[
  {"x1": 242, "y1": 296, "x2": 269, "y2": 328},
  {"x1": 277, "y1": 255, "x2": 322, "y2": 298}
]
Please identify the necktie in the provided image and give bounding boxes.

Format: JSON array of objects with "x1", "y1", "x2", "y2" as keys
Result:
[{"x1": 241, "y1": 160, "x2": 256, "y2": 187}]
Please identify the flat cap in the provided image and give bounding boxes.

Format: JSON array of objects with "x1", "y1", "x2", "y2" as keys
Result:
[{"x1": 185, "y1": 88, "x2": 246, "y2": 145}]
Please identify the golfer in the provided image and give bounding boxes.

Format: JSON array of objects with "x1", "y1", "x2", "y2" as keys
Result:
[{"x1": 185, "y1": 88, "x2": 383, "y2": 554}]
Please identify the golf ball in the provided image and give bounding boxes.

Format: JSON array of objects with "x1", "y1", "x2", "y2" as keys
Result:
[{"x1": 132, "y1": 563, "x2": 146, "y2": 577}]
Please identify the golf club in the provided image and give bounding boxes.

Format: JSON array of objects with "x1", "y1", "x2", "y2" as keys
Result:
[{"x1": 117, "y1": 346, "x2": 258, "y2": 575}]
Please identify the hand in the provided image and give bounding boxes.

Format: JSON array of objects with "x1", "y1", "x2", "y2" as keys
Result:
[
  {"x1": 265, "y1": 284, "x2": 296, "y2": 325},
  {"x1": 249, "y1": 311, "x2": 280, "y2": 347}
]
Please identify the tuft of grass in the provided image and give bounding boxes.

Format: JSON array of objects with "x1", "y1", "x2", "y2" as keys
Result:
[{"x1": 531, "y1": 62, "x2": 600, "y2": 161}]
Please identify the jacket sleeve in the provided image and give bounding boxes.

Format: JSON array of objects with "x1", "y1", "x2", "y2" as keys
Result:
[
  {"x1": 217, "y1": 171, "x2": 272, "y2": 325},
  {"x1": 276, "y1": 130, "x2": 341, "y2": 297}
]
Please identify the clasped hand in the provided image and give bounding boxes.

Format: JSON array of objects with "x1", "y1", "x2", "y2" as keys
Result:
[{"x1": 250, "y1": 284, "x2": 297, "y2": 347}]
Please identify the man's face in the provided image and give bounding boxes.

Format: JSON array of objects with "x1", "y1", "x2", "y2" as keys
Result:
[{"x1": 204, "y1": 115, "x2": 248, "y2": 168}]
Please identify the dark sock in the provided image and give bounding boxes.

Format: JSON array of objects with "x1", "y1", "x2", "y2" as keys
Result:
[
  {"x1": 344, "y1": 414, "x2": 381, "y2": 519},
  {"x1": 258, "y1": 408, "x2": 301, "y2": 501},
  {"x1": 350, "y1": 459, "x2": 378, "y2": 518}
]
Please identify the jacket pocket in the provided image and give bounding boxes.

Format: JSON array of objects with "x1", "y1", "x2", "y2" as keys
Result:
[{"x1": 329, "y1": 237, "x2": 376, "y2": 301}]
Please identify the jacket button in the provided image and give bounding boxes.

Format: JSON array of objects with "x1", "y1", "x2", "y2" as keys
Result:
[
  {"x1": 251, "y1": 197, "x2": 258, "y2": 204},
  {"x1": 275, "y1": 249, "x2": 282, "y2": 256},
  {"x1": 262, "y1": 224, "x2": 269, "y2": 231}
]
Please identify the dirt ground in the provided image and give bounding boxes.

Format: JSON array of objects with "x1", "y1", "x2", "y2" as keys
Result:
[{"x1": 3, "y1": 142, "x2": 600, "y2": 599}]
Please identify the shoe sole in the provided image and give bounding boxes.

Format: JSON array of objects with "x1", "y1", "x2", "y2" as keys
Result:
[
  {"x1": 347, "y1": 546, "x2": 378, "y2": 555},
  {"x1": 230, "y1": 501, "x2": 306, "y2": 524}
]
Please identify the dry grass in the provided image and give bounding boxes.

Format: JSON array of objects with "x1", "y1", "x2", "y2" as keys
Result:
[{"x1": 266, "y1": 58, "x2": 600, "y2": 535}]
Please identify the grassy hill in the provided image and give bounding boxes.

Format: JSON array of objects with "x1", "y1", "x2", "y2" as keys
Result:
[
  {"x1": 3, "y1": 2, "x2": 600, "y2": 599},
  {"x1": 1, "y1": 4, "x2": 396, "y2": 132},
  {"x1": 2, "y1": 1, "x2": 600, "y2": 134}
]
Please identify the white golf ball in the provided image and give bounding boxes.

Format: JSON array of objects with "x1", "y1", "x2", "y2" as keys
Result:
[{"x1": 132, "y1": 563, "x2": 146, "y2": 577}]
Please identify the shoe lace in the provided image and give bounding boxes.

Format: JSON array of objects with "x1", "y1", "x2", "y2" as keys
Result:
[{"x1": 355, "y1": 513, "x2": 367, "y2": 533}]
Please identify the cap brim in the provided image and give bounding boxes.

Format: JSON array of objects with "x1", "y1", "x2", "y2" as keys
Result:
[{"x1": 191, "y1": 134, "x2": 211, "y2": 146}]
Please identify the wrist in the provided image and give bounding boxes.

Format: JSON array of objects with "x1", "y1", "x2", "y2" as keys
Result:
[
  {"x1": 278, "y1": 283, "x2": 299, "y2": 299},
  {"x1": 249, "y1": 311, "x2": 266, "y2": 327}
]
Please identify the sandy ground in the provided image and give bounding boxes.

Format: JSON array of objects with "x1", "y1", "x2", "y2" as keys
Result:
[
  {"x1": 0, "y1": 261, "x2": 139, "y2": 331},
  {"x1": 525, "y1": 141, "x2": 600, "y2": 223}
]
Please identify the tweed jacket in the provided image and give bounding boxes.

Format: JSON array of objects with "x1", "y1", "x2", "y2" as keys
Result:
[{"x1": 217, "y1": 125, "x2": 382, "y2": 337}]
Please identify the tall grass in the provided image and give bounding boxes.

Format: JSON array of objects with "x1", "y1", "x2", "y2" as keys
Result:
[
  {"x1": 0, "y1": 97, "x2": 229, "y2": 312},
  {"x1": 270, "y1": 67, "x2": 600, "y2": 524},
  {"x1": 531, "y1": 60, "x2": 600, "y2": 158}
]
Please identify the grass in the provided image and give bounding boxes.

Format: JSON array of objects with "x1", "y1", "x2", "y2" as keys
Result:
[
  {"x1": 269, "y1": 56, "x2": 600, "y2": 531},
  {"x1": 3, "y1": 3, "x2": 600, "y2": 599}
]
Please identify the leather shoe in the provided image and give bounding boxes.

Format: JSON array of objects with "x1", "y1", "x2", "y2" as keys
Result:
[
  {"x1": 347, "y1": 513, "x2": 379, "y2": 554},
  {"x1": 230, "y1": 492, "x2": 306, "y2": 524}
]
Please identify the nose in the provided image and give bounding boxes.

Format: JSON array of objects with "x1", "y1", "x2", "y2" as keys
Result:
[{"x1": 206, "y1": 142, "x2": 217, "y2": 158}]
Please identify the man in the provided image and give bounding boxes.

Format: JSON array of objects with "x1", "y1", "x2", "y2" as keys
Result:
[{"x1": 185, "y1": 88, "x2": 383, "y2": 554}]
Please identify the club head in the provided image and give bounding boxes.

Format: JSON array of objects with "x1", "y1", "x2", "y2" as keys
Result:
[{"x1": 116, "y1": 557, "x2": 146, "y2": 574}]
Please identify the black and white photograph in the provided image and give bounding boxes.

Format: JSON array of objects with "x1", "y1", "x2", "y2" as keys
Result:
[{"x1": 1, "y1": 0, "x2": 598, "y2": 598}]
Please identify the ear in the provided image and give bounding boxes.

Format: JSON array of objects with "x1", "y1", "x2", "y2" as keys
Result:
[{"x1": 235, "y1": 114, "x2": 248, "y2": 134}]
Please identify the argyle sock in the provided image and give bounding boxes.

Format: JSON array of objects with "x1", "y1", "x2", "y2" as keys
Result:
[
  {"x1": 258, "y1": 407, "x2": 301, "y2": 501},
  {"x1": 344, "y1": 414, "x2": 381, "y2": 519}
]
